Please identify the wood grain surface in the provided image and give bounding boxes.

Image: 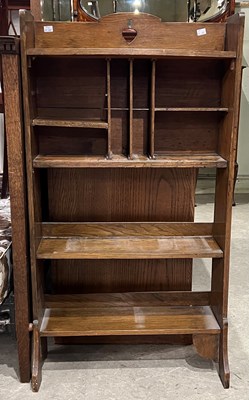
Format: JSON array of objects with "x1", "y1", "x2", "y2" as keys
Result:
[
  {"x1": 33, "y1": 153, "x2": 227, "y2": 169},
  {"x1": 40, "y1": 305, "x2": 220, "y2": 337},
  {"x1": 2, "y1": 52, "x2": 31, "y2": 383}
]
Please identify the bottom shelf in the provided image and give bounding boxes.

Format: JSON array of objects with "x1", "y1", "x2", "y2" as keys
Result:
[{"x1": 40, "y1": 292, "x2": 220, "y2": 337}]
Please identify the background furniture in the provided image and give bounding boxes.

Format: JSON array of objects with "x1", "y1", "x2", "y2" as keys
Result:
[
  {"x1": 18, "y1": 10, "x2": 244, "y2": 391},
  {"x1": 0, "y1": 0, "x2": 30, "y2": 199},
  {"x1": 29, "y1": 0, "x2": 236, "y2": 22},
  {"x1": 0, "y1": 0, "x2": 8, "y2": 199}
]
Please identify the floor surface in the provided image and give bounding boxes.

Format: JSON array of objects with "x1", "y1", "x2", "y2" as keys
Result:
[{"x1": 0, "y1": 194, "x2": 249, "y2": 399}]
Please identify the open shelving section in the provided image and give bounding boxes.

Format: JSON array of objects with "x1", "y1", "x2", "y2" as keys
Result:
[
  {"x1": 19, "y1": 10, "x2": 244, "y2": 391},
  {"x1": 36, "y1": 222, "x2": 223, "y2": 260},
  {"x1": 28, "y1": 52, "x2": 235, "y2": 166}
]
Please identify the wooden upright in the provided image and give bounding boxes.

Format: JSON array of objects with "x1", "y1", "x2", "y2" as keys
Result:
[
  {"x1": 13, "y1": 10, "x2": 246, "y2": 391},
  {"x1": 0, "y1": 36, "x2": 31, "y2": 382}
]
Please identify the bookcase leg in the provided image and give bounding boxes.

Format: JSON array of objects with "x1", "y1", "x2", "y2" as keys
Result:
[
  {"x1": 31, "y1": 322, "x2": 42, "y2": 392},
  {"x1": 218, "y1": 321, "x2": 230, "y2": 389},
  {"x1": 193, "y1": 326, "x2": 230, "y2": 388},
  {"x1": 193, "y1": 334, "x2": 219, "y2": 361}
]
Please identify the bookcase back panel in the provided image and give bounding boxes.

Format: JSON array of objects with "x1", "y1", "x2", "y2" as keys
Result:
[
  {"x1": 133, "y1": 60, "x2": 151, "y2": 109},
  {"x1": 111, "y1": 111, "x2": 129, "y2": 155},
  {"x1": 133, "y1": 111, "x2": 149, "y2": 155},
  {"x1": 47, "y1": 169, "x2": 196, "y2": 222},
  {"x1": 46, "y1": 168, "x2": 195, "y2": 293},
  {"x1": 34, "y1": 58, "x2": 107, "y2": 120},
  {"x1": 110, "y1": 59, "x2": 129, "y2": 109},
  {"x1": 49, "y1": 259, "x2": 192, "y2": 293},
  {"x1": 37, "y1": 127, "x2": 108, "y2": 156},
  {"x1": 155, "y1": 112, "x2": 220, "y2": 153},
  {"x1": 33, "y1": 14, "x2": 226, "y2": 51},
  {"x1": 156, "y1": 60, "x2": 223, "y2": 108}
]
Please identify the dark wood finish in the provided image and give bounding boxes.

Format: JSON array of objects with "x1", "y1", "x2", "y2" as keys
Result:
[
  {"x1": 32, "y1": 118, "x2": 108, "y2": 129},
  {"x1": 31, "y1": 321, "x2": 42, "y2": 392},
  {"x1": 32, "y1": 14, "x2": 227, "y2": 50},
  {"x1": 37, "y1": 236, "x2": 222, "y2": 259},
  {"x1": 211, "y1": 13, "x2": 245, "y2": 389},
  {"x1": 155, "y1": 107, "x2": 229, "y2": 112},
  {"x1": 150, "y1": 60, "x2": 156, "y2": 158},
  {"x1": 129, "y1": 59, "x2": 133, "y2": 158},
  {"x1": 27, "y1": 48, "x2": 236, "y2": 58},
  {"x1": 37, "y1": 222, "x2": 222, "y2": 260},
  {"x1": 41, "y1": 221, "x2": 214, "y2": 236},
  {"x1": 107, "y1": 59, "x2": 112, "y2": 158},
  {"x1": 54, "y1": 335, "x2": 192, "y2": 345},
  {"x1": 18, "y1": 10, "x2": 244, "y2": 390},
  {"x1": 193, "y1": 334, "x2": 219, "y2": 361},
  {"x1": 0, "y1": 38, "x2": 31, "y2": 382},
  {"x1": 0, "y1": 0, "x2": 8, "y2": 36},
  {"x1": 40, "y1": 305, "x2": 220, "y2": 337},
  {"x1": 44, "y1": 291, "x2": 211, "y2": 308},
  {"x1": 33, "y1": 154, "x2": 227, "y2": 169}
]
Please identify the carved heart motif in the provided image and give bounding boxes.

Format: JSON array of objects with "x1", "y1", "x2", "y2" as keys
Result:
[{"x1": 122, "y1": 28, "x2": 137, "y2": 44}]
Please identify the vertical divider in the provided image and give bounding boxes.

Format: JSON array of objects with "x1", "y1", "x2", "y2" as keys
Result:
[
  {"x1": 129, "y1": 59, "x2": 133, "y2": 159},
  {"x1": 107, "y1": 58, "x2": 112, "y2": 159},
  {"x1": 150, "y1": 59, "x2": 156, "y2": 159}
]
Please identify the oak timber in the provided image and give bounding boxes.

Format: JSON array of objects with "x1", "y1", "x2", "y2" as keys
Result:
[
  {"x1": 33, "y1": 154, "x2": 227, "y2": 168},
  {"x1": 40, "y1": 305, "x2": 220, "y2": 337}
]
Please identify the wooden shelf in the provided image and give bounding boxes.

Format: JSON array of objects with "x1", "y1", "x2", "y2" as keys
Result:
[
  {"x1": 33, "y1": 153, "x2": 227, "y2": 168},
  {"x1": 36, "y1": 222, "x2": 223, "y2": 260},
  {"x1": 32, "y1": 118, "x2": 108, "y2": 129},
  {"x1": 155, "y1": 107, "x2": 229, "y2": 112},
  {"x1": 26, "y1": 48, "x2": 237, "y2": 59},
  {"x1": 40, "y1": 301, "x2": 220, "y2": 337}
]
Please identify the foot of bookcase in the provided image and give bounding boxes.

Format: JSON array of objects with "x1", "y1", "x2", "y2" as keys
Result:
[
  {"x1": 218, "y1": 321, "x2": 230, "y2": 389},
  {"x1": 193, "y1": 334, "x2": 219, "y2": 361},
  {"x1": 31, "y1": 321, "x2": 42, "y2": 392},
  {"x1": 193, "y1": 324, "x2": 230, "y2": 389}
]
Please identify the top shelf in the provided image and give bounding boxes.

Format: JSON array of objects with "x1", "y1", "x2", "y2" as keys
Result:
[{"x1": 26, "y1": 48, "x2": 237, "y2": 59}]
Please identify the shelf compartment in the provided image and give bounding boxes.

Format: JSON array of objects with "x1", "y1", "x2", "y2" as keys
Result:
[
  {"x1": 33, "y1": 57, "x2": 107, "y2": 121},
  {"x1": 33, "y1": 153, "x2": 227, "y2": 168},
  {"x1": 155, "y1": 59, "x2": 225, "y2": 108},
  {"x1": 36, "y1": 126, "x2": 108, "y2": 157},
  {"x1": 154, "y1": 112, "x2": 221, "y2": 154},
  {"x1": 36, "y1": 222, "x2": 223, "y2": 259},
  {"x1": 32, "y1": 118, "x2": 108, "y2": 129},
  {"x1": 40, "y1": 302, "x2": 220, "y2": 337}
]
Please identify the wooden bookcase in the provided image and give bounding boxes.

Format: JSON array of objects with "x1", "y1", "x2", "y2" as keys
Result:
[{"x1": 19, "y1": 11, "x2": 244, "y2": 391}]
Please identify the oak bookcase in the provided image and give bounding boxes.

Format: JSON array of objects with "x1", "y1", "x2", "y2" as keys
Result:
[{"x1": 14, "y1": 10, "x2": 246, "y2": 390}]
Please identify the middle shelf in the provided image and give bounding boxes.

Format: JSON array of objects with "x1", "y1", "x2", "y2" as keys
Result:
[
  {"x1": 36, "y1": 222, "x2": 223, "y2": 260},
  {"x1": 33, "y1": 153, "x2": 227, "y2": 169}
]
